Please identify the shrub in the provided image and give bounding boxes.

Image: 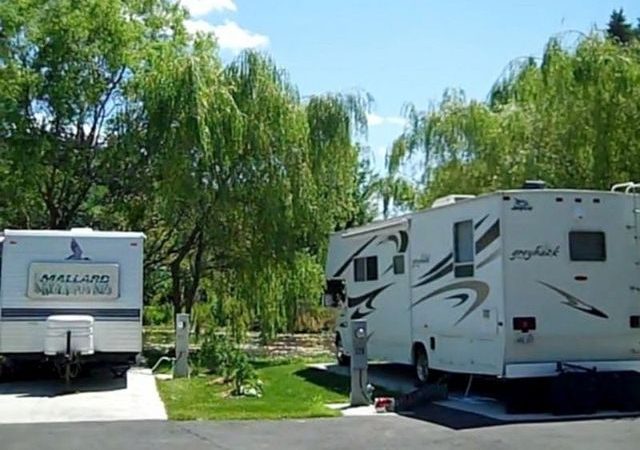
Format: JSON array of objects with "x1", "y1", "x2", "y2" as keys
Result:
[
  {"x1": 197, "y1": 331, "x2": 262, "y2": 397},
  {"x1": 143, "y1": 304, "x2": 173, "y2": 326}
]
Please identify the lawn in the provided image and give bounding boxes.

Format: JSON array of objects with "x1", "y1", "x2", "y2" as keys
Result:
[{"x1": 156, "y1": 360, "x2": 351, "y2": 420}]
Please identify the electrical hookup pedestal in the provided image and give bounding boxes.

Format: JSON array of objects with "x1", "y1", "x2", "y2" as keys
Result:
[
  {"x1": 174, "y1": 313, "x2": 189, "y2": 378},
  {"x1": 350, "y1": 319, "x2": 372, "y2": 407}
]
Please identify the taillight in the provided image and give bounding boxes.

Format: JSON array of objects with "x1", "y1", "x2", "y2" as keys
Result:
[
  {"x1": 513, "y1": 317, "x2": 536, "y2": 332},
  {"x1": 631, "y1": 316, "x2": 640, "y2": 329}
]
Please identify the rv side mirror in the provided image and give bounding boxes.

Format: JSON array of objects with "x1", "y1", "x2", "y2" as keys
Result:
[
  {"x1": 323, "y1": 293, "x2": 339, "y2": 308},
  {"x1": 324, "y1": 279, "x2": 346, "y2": 308}
]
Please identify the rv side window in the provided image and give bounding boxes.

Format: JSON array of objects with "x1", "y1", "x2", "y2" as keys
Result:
[
  {"x1": 353, "y1": 256, "x2": 378, "y2": 282},
  {"x1": 354, "y1": 258, "x2": 366, "y2": 281},
  {"x1": 366, "y1": 256, "x2": 378, "y2": 281},
  {"x1": 569, "y1": 231, "x2": 606, "y2": 261},
  {"x1": 393, "y1": 255, "x2": 405, "y2": 274},
  {"x1": 453, "y1": 220, "x2": 474, "y2": 277}
]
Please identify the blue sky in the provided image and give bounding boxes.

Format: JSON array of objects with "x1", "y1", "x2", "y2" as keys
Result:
[{"x1": 181, "y1": 0, "x2": 640, "y2": 173}]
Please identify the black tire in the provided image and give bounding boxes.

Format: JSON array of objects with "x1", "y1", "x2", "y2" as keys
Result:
[
  {"x1": 414, "y1": 345, "x2": 430, "y2": 384},
  {"x1": 335, "y1": 335, "x2": 350, "y2": 366}
]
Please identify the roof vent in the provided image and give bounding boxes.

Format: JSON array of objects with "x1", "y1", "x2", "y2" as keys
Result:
[
  {"x1": 432, "y1": 194, "x2": 475, "y2": 208},
  {"x1": 521, "y1": 180, "x2": 546, "y2": 190}
]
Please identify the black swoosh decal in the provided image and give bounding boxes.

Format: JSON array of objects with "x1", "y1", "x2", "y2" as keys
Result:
[
  {"x1": 377, "y1": 230, "x2": 409, "y2": 254},
  {"x1": 348, "y1": 283, "x2": 394, "y2": 319},
  {"x1": 475, "y1": 219, "x2": 500, "y2": 255},
  {"x1": 382, "y1": 263, "x2": 394, "y2": 276},
  {"x1": 445, "y1": 293, "x2": 469, "y2": 307},
  {"x1": 413, "y1": 263, "x2": 453, "y2": 288},
  {"x1": 351, "y1": 309, "x2": 371, "y2": 320},
  {"x1": 474, "y1": 214, "x2": 489, "y2": 230},
  {"x1": 538, "y1": 281, "x2": 608, "y2": 319},
  {"x1": 419, "y1": 253, "x2": 453, "y2": 279},
  {"x1": 412, "y1": 280, "x2": 490, "y2": 325},
  {"x1": 333, "y1": 235, "x2": 377, "y2": 277},
  {"x1": 399, "y1": 230, "x2": 408, "y2": 253},
  {"x1": 347, "y1": 283, "x2": 393, "y2": 308}
]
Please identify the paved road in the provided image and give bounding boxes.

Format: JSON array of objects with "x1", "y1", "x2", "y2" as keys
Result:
[
  {"x1": 1, "y1": 415, "x2": 639, "y2": 450},
  {"x1": 0, "y1": 368, "x2": 166, "y2": 423}
]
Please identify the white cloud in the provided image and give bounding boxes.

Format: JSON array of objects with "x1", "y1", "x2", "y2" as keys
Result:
[
  {"x1": 186, "y1": 19, "x2": 269, "y2": 52},
  {"x1": 180, "y1": 0, "x2": 236, "y2": 17},
  {"x1": 185, "y1": 19, "x2": 216, "y2": 34},
  {"x1": 367, "y1": 113, "x2": 406, "y2": 127},
  {"x1": 212, "y1": 20, "x2": 269, "y2": 52}
]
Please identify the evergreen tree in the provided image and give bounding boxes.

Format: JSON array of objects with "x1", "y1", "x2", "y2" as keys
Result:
[{"x1": 607, "y1": 9, "x2": 635, "y2": 44}]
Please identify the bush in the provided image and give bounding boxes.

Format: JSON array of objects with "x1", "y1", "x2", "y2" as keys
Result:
[
  {"x1": 143, "y1": 304, "x2": 173, "y2": 326},
  {"x1": 197, "y1": 332, "x2": 235, "y2": 373},
  {"x1": 197, "y1": 331, "x2": 262, "y2": 397}
]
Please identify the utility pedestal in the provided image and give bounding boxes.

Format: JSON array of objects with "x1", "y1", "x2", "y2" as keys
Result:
[
  {"x1": 174, "y1": 313, "x2": 190, "y2": 378},
  {"x1": 349, "y1": 319, "x2": 371, "y2": 406}
]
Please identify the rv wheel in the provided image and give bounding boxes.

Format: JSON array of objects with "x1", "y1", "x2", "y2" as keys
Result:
[
  {"x1": 414, "y1": 347, "x2": 429, "y2": 384},
  {"x1": 335, "y1": 335, "x2": 350, "y2": 367}
]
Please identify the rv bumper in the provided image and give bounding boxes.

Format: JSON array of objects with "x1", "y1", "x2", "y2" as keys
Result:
[
  {"x1": 2, "y1": 351, "x2": 138, "y2": 366},
  {"x1": 505, "y1": 360, "x2": 640, "y2": 378}
]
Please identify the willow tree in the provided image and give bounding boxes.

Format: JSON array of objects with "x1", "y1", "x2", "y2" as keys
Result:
[
  {"x1": 133, "y1": 43, "x2": 370, "y2": 338},
  {"x1": 390, "y1": 34, "x2": 640, "y2": 207},
  {"x1": 222, "y1": 55, "x2": 371, "y2": 338},
  {"x1": 126, "y1": 36, "x2": 242, "y2": 317}
]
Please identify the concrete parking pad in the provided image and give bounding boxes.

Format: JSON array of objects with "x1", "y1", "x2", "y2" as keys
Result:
[
  {"x1": 310, "y1": 362, "x2": 418, "y2": 394},
  {"x1": 313, "y1": 362, "x2": 640, "y2": 425},
  {"x1": 0, "y1": 368, "x2": 166, "y2": 424}
]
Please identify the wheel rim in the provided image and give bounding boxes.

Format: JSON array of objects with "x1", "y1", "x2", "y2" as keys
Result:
[{"x1": 416, "y1": 354, "x2": 428, "y2": 382}]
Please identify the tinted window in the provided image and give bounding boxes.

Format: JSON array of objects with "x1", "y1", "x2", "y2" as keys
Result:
[
  {"x1": 569, "y1": 231, "x2": 606, "y2": 261},
  {"x1": 454, "y1": 265, "x2": 474, "y2": 277},
  {"x1": 366, "y1": 256, "x2": 378, "y2": 281},
  {"x1": 354, "y1": 258, "x2": 366, "y2": 281},
  {"x1": 354, "y1": 256, "x2": 378, "y2": 282},
  {"x1": 454, "y1": 220, "x2": 474, "y2": 263},
  {"x1": 454, "y1": 220, "x2": 474, "y2": 278},
  {"x1": 393, "y1": 255, "x2": 405, "y2": 275}
]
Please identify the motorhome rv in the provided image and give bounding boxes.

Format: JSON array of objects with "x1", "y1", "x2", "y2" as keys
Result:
[{"x1": 324, "y1": 182, "x2": 640, "y2": 384}]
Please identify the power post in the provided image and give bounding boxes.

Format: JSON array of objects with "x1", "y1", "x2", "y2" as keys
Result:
[
  {"x1": 350, "y1": 319, "x2": 371, "y2": 406},
  {"x1": 174, "y1": 313, "x2": 189, "y2": 378}
]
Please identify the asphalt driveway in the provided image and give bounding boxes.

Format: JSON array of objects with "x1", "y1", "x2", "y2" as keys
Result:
[{"x1": 1, "y1": 415, "x2": 639, "y2": 450}]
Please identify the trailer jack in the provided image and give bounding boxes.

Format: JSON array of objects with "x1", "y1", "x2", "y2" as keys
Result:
[{"x1": 53, "y1": 330, "x2": 82, "y2": 387}]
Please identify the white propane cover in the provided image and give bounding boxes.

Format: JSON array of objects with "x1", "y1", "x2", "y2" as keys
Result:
[{"x1": 44, "y1": 315, "x2": 95, "y2": 356}]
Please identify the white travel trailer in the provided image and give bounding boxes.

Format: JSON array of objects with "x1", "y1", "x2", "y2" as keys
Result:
[
  {"x1": 0, "y1": 229, "x2": 144, "y2": 378},
  {"x1": 324, "y1": 182, "x2": 640, "y2": 383}
]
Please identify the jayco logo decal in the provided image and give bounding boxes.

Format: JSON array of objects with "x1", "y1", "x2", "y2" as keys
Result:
[
  {"x1": 512, "y1": 198, "x2": 532, "y2": 211},
  {"x1": 509, "y1": 245, "x2": 559, "y2": 261}
]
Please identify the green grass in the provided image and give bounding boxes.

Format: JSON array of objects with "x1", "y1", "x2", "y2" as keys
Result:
[{"x1": 156, "y1": 360, "x2": 352, "y2": 420}]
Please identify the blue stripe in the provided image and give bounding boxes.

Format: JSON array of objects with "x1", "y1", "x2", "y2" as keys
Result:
[{"x1": 0, "y1": 308, "x2": 140, "y2": 322}]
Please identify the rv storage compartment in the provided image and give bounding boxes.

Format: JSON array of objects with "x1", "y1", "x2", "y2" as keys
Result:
[{"x1": 44, "y1": 315, "x2": 94, "y2": 356}]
